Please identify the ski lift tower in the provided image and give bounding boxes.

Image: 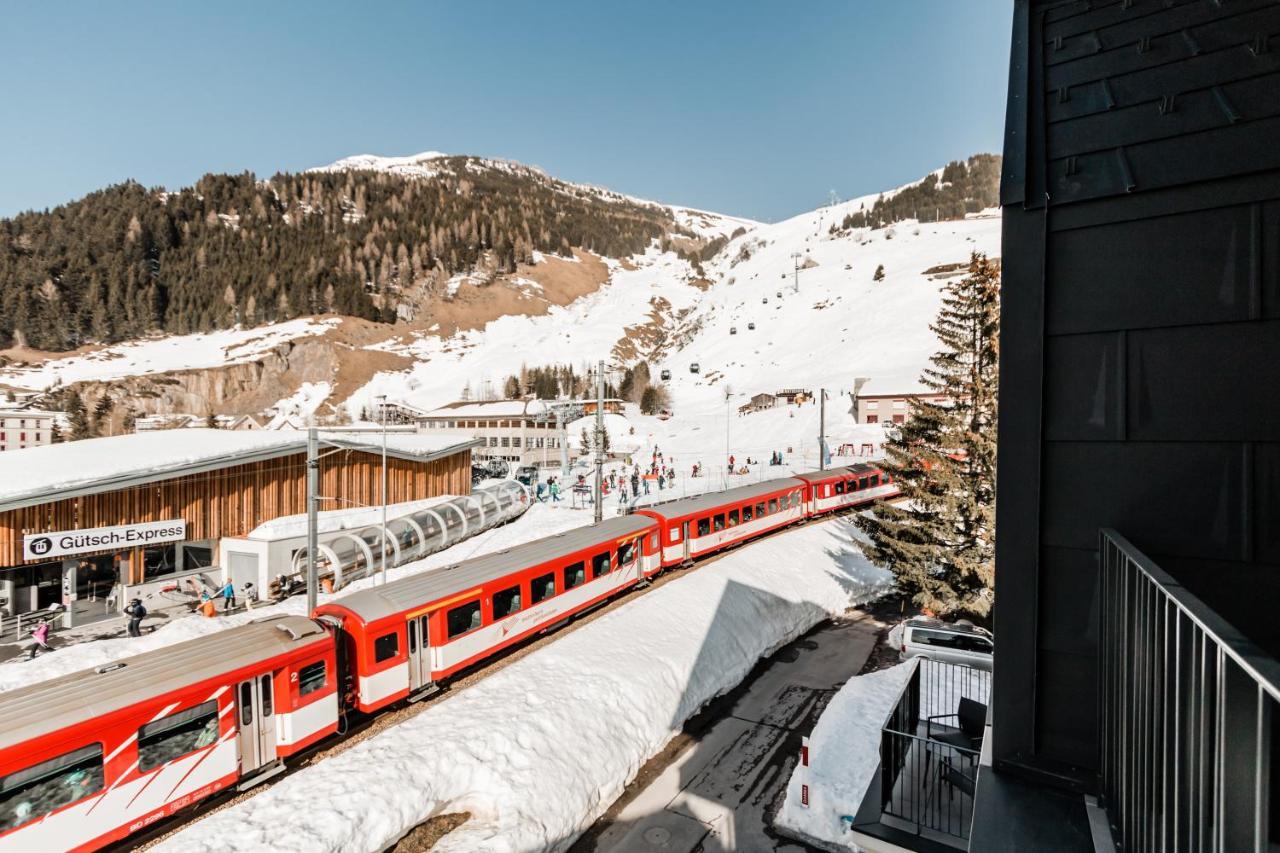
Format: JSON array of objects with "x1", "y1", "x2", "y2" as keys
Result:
[{"x1": 791, "y1": 252, "x2": 805, "y2": 294}]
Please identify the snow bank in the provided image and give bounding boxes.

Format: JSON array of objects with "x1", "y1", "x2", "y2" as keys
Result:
[
  {"x1": 774, "y1": 663, "x2": 914, "y2": 849},
  {"x1": 0, "y1": 504, "x2": 594, "y2": 692},
  {"x1": 159, "y1": 517, "x2": 890, "y2": 852}
]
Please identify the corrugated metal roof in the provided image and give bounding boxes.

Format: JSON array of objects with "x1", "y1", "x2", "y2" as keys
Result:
[
  {"x1": 328, "y1": 515, "x2": 656, "y2": 623},
  {"x1": 0, "y1": 616, "x2": 328, "y2": 751},
  {"x1": 0, "y1": 431, "x2": 482, "y2": 513},
  {"x1": 636, "y1": 477, "x2": 805, "y2": 521}
]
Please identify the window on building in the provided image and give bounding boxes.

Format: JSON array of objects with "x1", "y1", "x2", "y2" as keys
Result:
[
  {"x1": 299, "y1": 661, "x2": 326, "y2": 696},
  {"x1": 493, "y1": 585, "x2": 521, "y2": 618},
  {"x1": 143, "y1": 543, "x2": 177, "y2": 580},
  {"x1": 513, "y1": 437, "x2": 521, "y2": 447},
  {"x1": 501, "y1": 437, "x2": 510, "y2": 447},
  {"x1": 743, "y1": 504, "x2": 754, "y2": 522},
  {"x1": 0, "y1": 744, "x2": 104, "y2": 831},
  {"x1": 696, "y1": 518, "x2": 710, "y2": 537},
  {"x1": 592, "y1": 551, "x2": 612, "y2": 578},
  {"x1": 867, "y1": 415, "x2": 878, "y2": 424},
  {"x1": 893, "y1": 399, "x2": 906, "y2": 409},
  {"x1": 564, "y1": 561, "x2": 586, "y2": 589},
  {"x1": 728, "y1": 509, "x2": 739, "y2": 527},
  {"x1": 532, "y1": 572, "x2": 556, "y2": 603},
  {"x1": 374, "y1": 632, "x2": 399, "y2": 662},
  {"x1": 138, "y1": 700, "x2": 219, "y2": 772},
  {"x1": 446, "y1": 600, "x2": 482, "y2": 638},
  {"x1": 183, "y1": 543, "x2": 214, "y2": 570},
  {"x1": 489, "y1": 437, "x2": 498, "y2": 447},
  {"x1": 893, "y1": 414, "x2": 905, "y2": 424}
]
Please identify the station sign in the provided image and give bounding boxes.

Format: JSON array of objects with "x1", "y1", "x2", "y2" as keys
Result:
[{"x1": 23, "y1": 519, "x2": 187, "y2": 561}]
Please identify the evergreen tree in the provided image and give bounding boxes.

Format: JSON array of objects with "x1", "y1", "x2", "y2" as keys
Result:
[
  {"x1": 504, "y1": 375, "x2": 520, "y2": 398},
  {"x1": 66, "y1": 391, "x2": 91, "y2": 440},
  {"x1": 90, "y1": 394, "x2": 113, "y2": 436},
  {"x1": 50, "y1": 420, "x2": 63, "y2": 443},
  {"x1": 873, "y1": 264, "x2": 885, "y2": 282},
  {"x1": 854, "y1": 253, "x2": 1000, "y2": 617},
  {"x1": 205, "y1": 411, "x2": 219, "y2": 429}
]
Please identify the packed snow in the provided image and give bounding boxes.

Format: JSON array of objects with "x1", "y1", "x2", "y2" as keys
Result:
[
  {"x1": 159, "y1": 516, "x2": 891, "y2": 852},
  {"x1": 0, "y1": 318, "x2": 339, "y2": 391},
  {"x1": 0, "y1": 502, "x2": 594, "y2": 692},
  {"x1": 774, "y1": 663, "x2": 915, "y2": 848}
]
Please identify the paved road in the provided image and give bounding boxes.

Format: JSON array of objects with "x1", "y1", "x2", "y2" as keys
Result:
[{"x1": 576, "y1": 613, "x2": 882, "y2": 853}]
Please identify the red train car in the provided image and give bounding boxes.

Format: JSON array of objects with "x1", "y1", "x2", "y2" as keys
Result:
[
  {"x1": 0, "y1": 615, "x2": 337, "y2": 852},
  {"x1": 314, "y1": 515, "x2": 662, "y2": 713},
  {"x1": 793, "y1": 463, "x2": 899, "y2": 517},
  {"x1": 636, "y1": 478, "x2": 807, "y2": 569}
]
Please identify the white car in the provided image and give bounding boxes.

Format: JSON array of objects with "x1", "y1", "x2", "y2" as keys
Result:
[{"x1": 892, "y1": 617, "x2": 993, "y2": 671}]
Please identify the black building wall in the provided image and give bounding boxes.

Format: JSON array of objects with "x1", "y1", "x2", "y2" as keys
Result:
[{"x1": 996, "y1": 0, "x2": 1280, "y2": 790}]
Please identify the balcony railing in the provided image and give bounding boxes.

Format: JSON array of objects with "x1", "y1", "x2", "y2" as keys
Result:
[
  {"x1": 877, "y1": 658, "x2": 992, "y2": 847},
  {"x1": 1099, "y1": 529, "x2": 1280, "y2": 852}
]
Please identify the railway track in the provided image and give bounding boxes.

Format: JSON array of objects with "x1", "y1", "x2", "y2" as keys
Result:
[{"x1": 121, "y1": 509, "x2": 871, "y2": 851}]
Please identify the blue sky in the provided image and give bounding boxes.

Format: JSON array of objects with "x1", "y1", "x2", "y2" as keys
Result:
[{"x1": 0, "y1": 1, "x2": 1012, "y2": 222}]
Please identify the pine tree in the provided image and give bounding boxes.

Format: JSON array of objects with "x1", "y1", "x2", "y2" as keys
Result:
[
  {"x1": 66, "y1": 391, "x2": 91, "y2": 440},
  {"x1": 504, "y1": 375, "x2": 520, "y2": 398},
  {"x1": 90, "y1": 395, "x2": 113, "y2": 436},
  {"x1": 873, "y1": 264, "x2": 885, "y2": 282},
  {"x1": 854, "y1": 252, "x2": 1000, "y2": 617}
]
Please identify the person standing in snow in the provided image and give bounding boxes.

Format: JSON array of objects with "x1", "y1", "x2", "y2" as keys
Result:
[
  {"x1": 658, "y1": 472, "x2": 666, "y2": 490},
  {"x1": 619, "y1": 483, "x2": 628, "y2": 506},
  {"x1": 643, "y1": 476, "x2": 650, "y2": 495},
  {"x1": 550, "y1": 479, "x2": 562, "y2": 502},
  {"x1": 631, "y1": 472, "x2": 640, "y2": 495},
  {"x1": 221, "y1": 579, "x2": 236, "y2": 611},
  {"x1": 243, "y1": 581, "x2": 258, "y2": 611},
  {"x1": 728, "y1": 454, "x2": 735, "y2": 474},
  {"x1": 125, "y1": 598, "x2": 147, "y2": 637},
  {"x1": 27, "y1": 619, "x2": 51, "y2": 660}
]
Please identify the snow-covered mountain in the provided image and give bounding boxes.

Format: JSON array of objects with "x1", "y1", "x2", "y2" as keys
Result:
[{"x1": 0, "y1": 155, "x2": 1000, "y2": 459}]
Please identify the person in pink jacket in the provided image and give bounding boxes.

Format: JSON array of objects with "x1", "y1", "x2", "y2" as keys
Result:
[{"x1": 27, "y1": 619, "x2": 51, "y2": 660}]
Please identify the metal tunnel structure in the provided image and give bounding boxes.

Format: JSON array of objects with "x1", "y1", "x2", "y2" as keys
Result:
[{"x1": 290, "y1": 480, "x2": 529, "y2": 589}]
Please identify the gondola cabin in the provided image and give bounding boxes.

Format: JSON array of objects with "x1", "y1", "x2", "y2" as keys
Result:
[
  {"x1": 0, "y1": 616, "x2": 337, "y2": 852},
  {"x1": 314, "y1": 516, "x2": 662, "y2": 713}
]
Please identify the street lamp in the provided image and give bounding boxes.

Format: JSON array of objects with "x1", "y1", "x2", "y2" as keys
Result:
[{"x1": 375, "y1": 395, "x2": 388, "y2": 586}]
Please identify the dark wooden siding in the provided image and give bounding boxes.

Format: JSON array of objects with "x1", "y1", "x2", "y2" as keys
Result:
[
  {"x1": 996, "y1": 0, "x2": 1280, "y2": 788},
  {"x1": 0, "y1": 448, "x2": 471, "y2": 576}
]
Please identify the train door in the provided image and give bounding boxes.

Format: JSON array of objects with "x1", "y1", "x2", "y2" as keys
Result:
[
  {"x1": 407, "y1": 615, "x2": 434, "y2": 695},
  {"x1": 681, "y1": 521, "x2": 691, "y2": 562},
  {"x1": 236, "y1": 673, "x2": 277, "y2": 776}
]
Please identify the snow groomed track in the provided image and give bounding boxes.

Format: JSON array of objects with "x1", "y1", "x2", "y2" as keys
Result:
[{"x1": 158, "y1": 515, "x2": 890, "y2": 852}]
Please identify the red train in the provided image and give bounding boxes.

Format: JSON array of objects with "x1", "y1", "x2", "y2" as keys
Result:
[{"x1": 0, "y1": 465, "x2": 896, "y2": 851}]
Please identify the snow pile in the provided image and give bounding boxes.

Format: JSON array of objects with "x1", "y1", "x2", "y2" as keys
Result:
[
  {"x1": 0, "y1": 504, "x2": 594, "y2": 692},
  {"x1": 159, "y1": 517, "x2": 890, "y2": 852},
  {"x1": 0, "y1": 318, "x2": 338, "y2": 391},
  {"x1": 774, "y1": 663, "x2": 914, "y2": 849},
  {"x1": 267, "y1": 380, "x2": 334, "y2": 421}
]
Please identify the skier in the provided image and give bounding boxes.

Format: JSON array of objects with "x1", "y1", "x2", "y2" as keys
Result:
[
  {"x1": 27, "y1": 619, "x2": 51, "y2": 660},
  {"x1": 124, "y1": 598, "x2": 147, "y2": 637}
]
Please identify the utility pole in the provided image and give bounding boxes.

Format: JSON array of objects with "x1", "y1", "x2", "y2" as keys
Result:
[
  {"x1": 819, "y1": 388, "x2": 827, "y2": 471},
  {"x1": 791, "y1": 252, "x2": 803, "y2": 294},
  {"x1": 556, "y1": 405, "x2": 569, "y2": 477},
  {"x1": 377, "y1": 395, "x2": 388, "y2": 585},
  {"x1": 306, "y1": 427, "x2": 319, "y2": 614},
  {"x1": 593, "y1": 360, "x2": 604, "y2": 523}
]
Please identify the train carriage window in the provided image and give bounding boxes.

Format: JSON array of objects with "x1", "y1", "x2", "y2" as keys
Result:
[
  {"x1": 870, "y1": 475, "x2": 880, "y2": 487},
  {"x1": 447, "y1": 600, "x2": 482, "y2": 638},
  {"x1": 859, "y1": 477, "x2": 870, "y2": 490},
  {"x1": 0, "y1": 743, "x2": 104, "y2": 831},
  {"x1": 769, "y1": 499, "x2": 778, "y2": 514},
  {"x1": 564, "y1": 561, "x2": 586, "y2": 589},
  {"x1": 592, "y1": 551, "x2": 612, "y2": 578},
  {"x1": 374, "y1": 631, "x2": 399, "y2": 663},
  {"x1": 299, "y1": 661, "x2": 327, "y2": 696},
  {"x1": 743, "y1": 504, "x2": 754, "y2": 522},
  {"x1": 849, "y1": 477, "x2": 860, "y2": 491},
  {"x1": 138, "y1": 700, "x2": 219, "y2": 772},
  {"x1": 669, "y1": 526, "x2": 681, "y2": 543},
  {"x1": 696, "y1": 518, "x2": 710, "y2": 536},
  {"x1": 834, "y1": 480, "x2": 846, "y2": 494},
  {"x1": 756, "y1": 502, "x2": 766, "y2": 518},
  {"x1": 532, "y1": 572, "x2": 556, "y2": 603},
  {"x1": 493, "y1": 585, "x2": 522, "y2": 618},
  {"x1": 620, "y1": 541, "x2": 638, "y2": 565},
  {"x1": 713, "y1": 514, "x2": 725, "y2": 532},
  {"x1": 261, "y1": 675, "x2": 273, "y2": 716},
  {"x1": 728, "y1": 509, "x2": 739, "y2": 527}
]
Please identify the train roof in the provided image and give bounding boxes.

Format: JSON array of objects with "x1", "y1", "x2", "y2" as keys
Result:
[
  {"x1": 327, "y1": 514, "x2": 656, "y2": 624},
  {"x1": 635, "y1": 477, "x2": 806, "y2": 521},
  {"x1": 791, "y1": 464, "x2": 881, "y2": 482},
  {"x1": 0, "y1": 615, "x2": 328, "y2": 751}
]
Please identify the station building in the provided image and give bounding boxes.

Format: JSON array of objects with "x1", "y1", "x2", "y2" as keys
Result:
[{"x1": 0, "y1": 429, "x2": 480, "y2": 627}]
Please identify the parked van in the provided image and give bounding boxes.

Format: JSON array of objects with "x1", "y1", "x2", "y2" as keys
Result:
[{"x1": 894, "y1": 617, "x2": 993, "y2": 671}]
